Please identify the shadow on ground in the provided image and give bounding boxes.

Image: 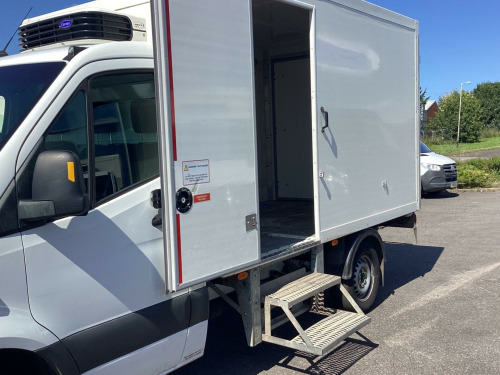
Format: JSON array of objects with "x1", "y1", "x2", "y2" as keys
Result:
[
  {"x1": 422, "y1": 190, "x2": 459, "y2": 199},
  {"x1": 372, "y1": 242, "x2": 444, "y2": 310},
  {"x1": 273, "y1": 334, "x2": 377, "y2": 375},
  {"x1": 176, "y1": 307, "x2": 377, "y2": 375}
]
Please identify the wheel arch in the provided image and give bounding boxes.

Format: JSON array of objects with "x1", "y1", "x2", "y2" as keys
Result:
[
  {"x1": 341, "y1": 228, "x2": 385, "y2": 286},
  {"x1": 0, "y1": 342, "x2": 80, "y2": 375},
  {"x1": 0, "y1": 349, "x2": 54, "y2": 375},
  {"x1": 0, "y1": 319, "x2": 79, "y2": 375}
]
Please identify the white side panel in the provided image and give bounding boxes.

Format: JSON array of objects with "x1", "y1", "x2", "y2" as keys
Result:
[
  {"x1": 23, "y1": 179, "x2": 169, "y2": 336},
  {"x1": 155, "y1": 0, "x2": 260, "y2": 289},
  {"x1": 84, "y1": 321, "x2": 208, "y2": 375},
  {"x1": 0, "y1": 235, "x2": 59, "y2": 351},
  {"x1": 175, "y1": 321, "x2": 208, "y2": 370},
  {"x1": 314, "y1": 1, "x2": 419, "y2": 240},
  {"x1": 82, "y1": 329, "x2": 189, "y2": 375}
]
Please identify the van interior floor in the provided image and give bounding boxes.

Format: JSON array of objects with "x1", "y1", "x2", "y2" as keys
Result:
[{"x1": 260, "y1": 200, "x2": 315, "y2": 256}]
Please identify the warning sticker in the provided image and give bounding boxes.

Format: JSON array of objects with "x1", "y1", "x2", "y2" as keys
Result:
[
  {"x1": 194, "y1": 193, "x2": 211, "y2": 203},
  {"x1": 182, "y1": 159, "x2": 210, "y2": 185}
]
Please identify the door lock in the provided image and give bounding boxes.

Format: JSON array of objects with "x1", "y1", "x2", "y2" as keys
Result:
[{"x1": 176, "y1": 187, "x2": 193, "y2": 213}]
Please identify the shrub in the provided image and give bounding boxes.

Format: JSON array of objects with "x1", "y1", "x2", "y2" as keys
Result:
[
  {"x1": 489, "y1": 156, "x2": 500, "y2": 175},
  {"x1": 461, "y1": 157, "x2": 500, "y2": 177},
  {"x1": 457, "y1": 164, "x2": 495, "y2": 188},
  {"x1": 465, "y1": 158, "x2": 491, "y2": 172},
  {"x1": 480, "y1": 128, "x2": 500, "y2": 139}
]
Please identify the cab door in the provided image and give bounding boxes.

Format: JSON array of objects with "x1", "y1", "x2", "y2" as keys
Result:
[
  {"x1": 18, "y1": 59, "x2": 191, "y2": 374},
  {"x1": 153, "y1": 0, "x2": 260, "y2": 290}
]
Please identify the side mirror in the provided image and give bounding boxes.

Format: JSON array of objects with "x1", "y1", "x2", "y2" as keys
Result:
[{"x1": 19, "y1": 150, "x2": 89, "y2": 221}]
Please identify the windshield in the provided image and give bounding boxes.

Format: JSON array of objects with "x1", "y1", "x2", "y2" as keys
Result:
[
  {"x1": 420, "y1": 141, "x2": 432, "y2": 154},
  {"x1": 0, "y1": 62, "x2": 65, "y2": 151}
]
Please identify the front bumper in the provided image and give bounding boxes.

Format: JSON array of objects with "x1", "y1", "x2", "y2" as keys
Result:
[{"x1": 421, "y1": 166, "x2": 457, "y2": 193}]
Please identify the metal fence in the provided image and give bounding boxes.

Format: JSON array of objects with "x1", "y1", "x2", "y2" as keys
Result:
[{"x1": 420, "y1": 128, "x2": 454, "y2": 141}]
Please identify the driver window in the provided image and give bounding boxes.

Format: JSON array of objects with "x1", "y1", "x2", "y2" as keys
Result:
[
  {"x1": 17, "y1": 72, "x2": 158, "y2": 214},
  {"x1": 44, "y1": 91, "x2": 88, "y2": 161},
  {"x1": 90, "y1": 72, "x2": 158, "y2": 203}
]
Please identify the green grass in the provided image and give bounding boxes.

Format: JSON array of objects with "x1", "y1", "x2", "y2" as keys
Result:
[{"x1": 423, "y1": 136, "x2": 500, "y2": 155}]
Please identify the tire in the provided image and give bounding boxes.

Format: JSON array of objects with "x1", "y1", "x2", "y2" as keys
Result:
[{"x1": 342, "y1": 245, "x2": 381, "y2": 312}]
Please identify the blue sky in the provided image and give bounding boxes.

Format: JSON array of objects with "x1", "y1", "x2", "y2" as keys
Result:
[
  {"x1": 1, "y1": 0, "x2": 499, "y2": 101},
  {"x1": 370, "y1": 0, "x2": 500, "y2": 101}
]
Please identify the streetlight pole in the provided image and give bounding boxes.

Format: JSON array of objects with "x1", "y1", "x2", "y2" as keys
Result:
[{"x1": 456, "y1": 81, "x2": 472, "y2": 148}]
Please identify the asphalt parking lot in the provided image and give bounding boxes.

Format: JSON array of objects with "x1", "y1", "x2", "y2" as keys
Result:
[{"x1": 176, "y1": 190, "x2": 500, "y2": 375}]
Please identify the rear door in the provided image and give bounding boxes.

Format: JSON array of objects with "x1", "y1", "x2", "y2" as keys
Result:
[{"x1": 153, "y1": 0, "x2": 259, "y2": 290}]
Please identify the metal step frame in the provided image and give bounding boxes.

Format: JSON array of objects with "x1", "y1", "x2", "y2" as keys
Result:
[{"x1": 262, "y1": 272, "x2": 371, "y2": 355}]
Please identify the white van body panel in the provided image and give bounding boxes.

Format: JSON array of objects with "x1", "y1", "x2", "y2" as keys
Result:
[
  {"x1": 0, "y1": 235, "x2": 59, "y2": 350},
  {"x1": 314, "y1": 0, "x2": 419, "y2": 241},
  {"x1": 82, "y1": 328, "x2": 188, "y2": 375},
  {"x1": 22, "y1": 179, "x2": 167, "y2": 337},
  {"x1": 83, "y1": 320, "x2": 206, "y2": 375},
  {"x1": 154, "y1": 0, "x2": 260, "y2": 291},
  {"x1": 175, "y1": 321, "x2": 208, "y2": 368}
]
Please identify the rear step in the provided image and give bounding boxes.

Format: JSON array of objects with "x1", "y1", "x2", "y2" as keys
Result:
[{"x1": 262, "y1": 272, "x2": 371, "y2": 355}]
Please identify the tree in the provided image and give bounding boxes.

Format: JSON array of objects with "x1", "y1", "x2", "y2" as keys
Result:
[
  {"x1": 420, "y1": 87, "x2": 430, "y2": 108},
  {"x1": 420, "y1": 87, "x2": 430, "y2": 126},
  {"x1": 473, "y1": 82, "x2": 500, "y2": 130},
  {"x1": 428, "y1": 90, "x2": 484, "y2": 143}
]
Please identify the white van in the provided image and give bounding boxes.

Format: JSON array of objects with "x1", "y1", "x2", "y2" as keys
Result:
[
  {"x1": 420, "y1": 141, "x2": 458, "y2": 194},
  {"x1": 0, "y1": 0, "x2": 420, "y2": 373}
]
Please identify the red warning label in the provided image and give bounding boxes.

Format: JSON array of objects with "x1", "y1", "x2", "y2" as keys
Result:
[{"x1": 194, "y1": 193, "x2": 211, "y2": 203}]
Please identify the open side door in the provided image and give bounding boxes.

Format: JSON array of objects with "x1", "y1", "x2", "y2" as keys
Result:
[
  {"x1": 153, "y1": 0, "x2": 259, "y2": 291},
  {"x1": 314, "y1": 1, "x2": 419, "y2": 242}
]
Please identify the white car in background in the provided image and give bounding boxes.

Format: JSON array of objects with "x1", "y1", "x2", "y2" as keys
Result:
[{"x1": 420, "y1": 141, "x2": 458, "y2": 194}]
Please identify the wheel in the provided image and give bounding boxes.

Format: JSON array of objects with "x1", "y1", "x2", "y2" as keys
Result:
[{"x1": 342, "y1": 245, "x2": 381, "y2": 312}]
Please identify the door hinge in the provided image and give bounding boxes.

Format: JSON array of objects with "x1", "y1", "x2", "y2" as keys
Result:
[{"x1": 245, "y1": 214, "x2": 257, "y2": 232}]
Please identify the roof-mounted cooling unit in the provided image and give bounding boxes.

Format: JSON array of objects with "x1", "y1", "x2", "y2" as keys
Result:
[{"x1": 19, "y1": 11, "x2": 146, "y2": 52}]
